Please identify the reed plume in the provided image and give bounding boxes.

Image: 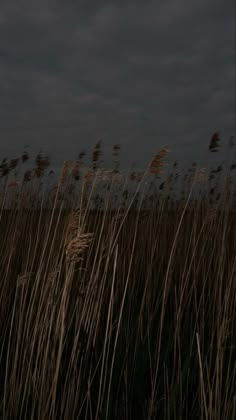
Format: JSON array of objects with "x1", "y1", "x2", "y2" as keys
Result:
[
  {"x1": 64, "y1": 208, "x2": 94, "y2": 263},
  {"x1": 209, "y1": 131, "x2": 221, "y2": 152},
  {"x1": 149, "y1": 147, "x2": 170, "y2": 174}
]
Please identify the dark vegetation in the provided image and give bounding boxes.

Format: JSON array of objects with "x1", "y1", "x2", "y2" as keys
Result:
[{"x1": 0, "y1": 133, "x2": 236, "y2": 419}]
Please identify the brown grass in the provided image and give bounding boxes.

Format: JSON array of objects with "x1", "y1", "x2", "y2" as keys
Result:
[{"x1": 0, "y1": 141, "x2": 236, "y2": 419}]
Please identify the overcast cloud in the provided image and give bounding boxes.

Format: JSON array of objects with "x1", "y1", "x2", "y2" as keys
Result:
[{"x1": 0, "y1": 0, "x2": 235, "y2": 171}]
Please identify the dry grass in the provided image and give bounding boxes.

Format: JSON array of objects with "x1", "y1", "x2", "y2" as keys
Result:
[{"x1": 0, "y1": 141, "x2": 236, "y2": 419}]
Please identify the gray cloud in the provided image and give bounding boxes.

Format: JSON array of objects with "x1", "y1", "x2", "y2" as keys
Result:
[{"x1": 0, "y1": 0, "x2": 234, "y2": 170}]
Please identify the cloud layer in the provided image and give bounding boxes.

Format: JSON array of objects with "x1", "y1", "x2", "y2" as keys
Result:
[{"x1": 0, "y1": 0, "x2": 234, "y2": 170}]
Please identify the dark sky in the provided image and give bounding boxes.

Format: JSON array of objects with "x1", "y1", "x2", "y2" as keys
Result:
[{"x1": 0, "y1": 0, "x2": 235, "y2": 172}]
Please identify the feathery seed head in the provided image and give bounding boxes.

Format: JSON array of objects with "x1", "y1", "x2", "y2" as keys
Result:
[{"x1": 149, "y1": 147, "x2": 170, "y2": 175}]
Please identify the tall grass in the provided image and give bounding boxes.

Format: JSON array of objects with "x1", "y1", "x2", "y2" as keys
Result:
[{"x1": 0, "y1": 138, "x2": 236, "y2": 419}]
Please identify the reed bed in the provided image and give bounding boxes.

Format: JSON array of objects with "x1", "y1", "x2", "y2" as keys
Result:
[{"x1": 0, "y1": 137, "x2": 236, "y2": 419}]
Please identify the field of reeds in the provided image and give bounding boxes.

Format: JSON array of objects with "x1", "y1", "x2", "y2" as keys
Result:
[{"x1": 0, "y1": 134, "x2": 236, "y2": 419}]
